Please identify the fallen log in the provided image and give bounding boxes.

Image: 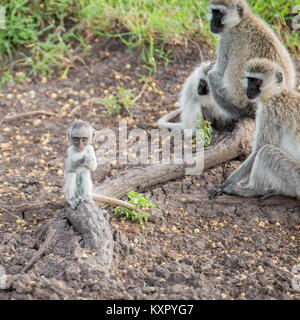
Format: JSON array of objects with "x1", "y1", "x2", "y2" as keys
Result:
[{"x1": 94, "y1": 118, "x2": 255, "y2": 198}]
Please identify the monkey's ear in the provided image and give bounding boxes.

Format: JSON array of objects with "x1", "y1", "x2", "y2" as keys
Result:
[
  {"x1": 89, "y1": 127, "x2": 96, "y2": 144},
  {"x1": 236, "y1": 3, "x2": 244, "y2": 18},
  {"x1": 275, "y1": 72, "x2": 283, "y2": 84},
  {"x1": 67, "y1": 126, "x2": 73, "y2": 144}
]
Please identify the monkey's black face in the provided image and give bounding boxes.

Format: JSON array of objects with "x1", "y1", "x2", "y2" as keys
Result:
[
  {"x1": 246, "y1": 78, "x2": 263, "y2": 100},
  {"x1": 198, "y1": 79, "x2": 209, "y2": 96},
  {"x1": 210, "y1": 9, "x2": 225, "y2": 34},
  {"x1": 73, "y1": 136, "x2": 88, "y2": 152}
]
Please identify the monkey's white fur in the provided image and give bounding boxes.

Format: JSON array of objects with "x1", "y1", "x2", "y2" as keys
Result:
[
  {"x1": 158, "y1": 61, "x2": 230, "y2": 137},
  {"x1": 64, "y1": 122, "x2": 97, "y2": 209}
]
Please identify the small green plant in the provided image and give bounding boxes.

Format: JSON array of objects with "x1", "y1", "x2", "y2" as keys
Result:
[
  {"x1": 194, "y1": 114, "x2": 213, "y2": 147},
  {"x1": 97, "y1": 95, "x2": 121, "y2": 115},
  {"x1": 113, "y1": 191, "x2": 155, "y2": 226},
  {"x1": 95, "y1": 87, "x2": 134, "y2": 116},
  {"x1": 117, "y1": 86, "x2": 134, "y2": 115},
  {"x1": 0, "y1": 72, "x2": 14, "y2": 87}
]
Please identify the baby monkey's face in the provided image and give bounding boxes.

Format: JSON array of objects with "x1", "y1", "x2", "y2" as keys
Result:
[
  {"x1": 246, "y1": 77, "x2": 263, "y2": 100},
  {"x1": 73, "y1": 136, "x2": 88, "y2": 152}
]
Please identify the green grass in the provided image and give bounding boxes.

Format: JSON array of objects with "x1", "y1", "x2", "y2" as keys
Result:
[
  {"x1": 249, "y1": 0, "x2": 300, "y2": 55},
  {"x1": 0, "y1": 0, "x2": 298, "y2": 82},
  {"x1": 0, "y1": 0, "x2": 84, "y2": 79}
]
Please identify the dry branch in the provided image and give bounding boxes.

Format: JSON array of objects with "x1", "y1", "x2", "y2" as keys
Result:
[
  {"x1": 0, "y1": 110, "x2": 56, "y2": 126},
  {"x1": 93, "y1": 194, "x2": 144, "y2": 213},
  {"x1": 0, "y1": 206, "x2": 20, "y2": 219},
  {"x1": 94, "y1": 118, "x2": 255, "y2": 198},
  {"x1": 5, "y1": 201, "x2": 66, "y2": 213}
]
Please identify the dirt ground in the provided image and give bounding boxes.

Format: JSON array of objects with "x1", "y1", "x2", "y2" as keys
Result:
[{"x1": 0, "y1": 38, "x2": 299, "y2": 300}]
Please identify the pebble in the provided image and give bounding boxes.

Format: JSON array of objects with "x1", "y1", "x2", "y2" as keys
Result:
[{"x1": 257, "y1": 265, "x2": 264, "y2": 273}]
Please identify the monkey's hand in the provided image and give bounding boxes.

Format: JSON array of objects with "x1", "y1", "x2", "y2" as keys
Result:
[
  {"x1": 74, "y1": 157, "x2": 85, "y2": 168},
  {"x1": 208, "y1": 70, "x2": 223, "y2": 93},
  {"x1": 209, "y1": 187, "x2": 224, "y2": 200},
  {"x1": 82, "y1": 156, "x2": 92, "y2": 167}
]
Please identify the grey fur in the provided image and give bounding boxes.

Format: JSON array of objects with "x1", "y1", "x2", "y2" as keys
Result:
[
  {"x1": 208, "y1": 0, "x2": 296, "y2": 120},
  {"x1": 210, "y1": 58, "x2": 300, "y2": 200}
]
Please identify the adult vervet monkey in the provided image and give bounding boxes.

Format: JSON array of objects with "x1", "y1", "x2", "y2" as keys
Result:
[
  {"x1": 210, "y1": 58, "x2": 300, "y2": 200},
  {"x1": 207, "y1": 0, "x2": 296, "y2": 119}
]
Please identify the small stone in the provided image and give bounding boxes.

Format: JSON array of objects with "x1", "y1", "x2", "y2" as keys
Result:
[{"x1": 257, "y1": 265, "x2": 264, "y2": 273}]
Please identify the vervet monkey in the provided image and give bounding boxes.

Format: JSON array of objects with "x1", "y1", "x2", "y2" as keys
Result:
[
  {"x1": 157, "y1": 61, "x2": 230, "y2": 137},
  {"x1": 64, "y1": 121, "x2": 97, "y2": 209},
  {"x1": 63, "y1": 121, "x2": 153, "y2": 212},
  {"x1": 208, "y1": 0, "x2": 296, "y2": 119},
  {"x1": 210, "y1": 58, "x2": 300, "y2": 200}
]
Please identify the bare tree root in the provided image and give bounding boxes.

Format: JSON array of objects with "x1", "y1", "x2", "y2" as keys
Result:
[
  {"x1": 22, "y1": 201, "x2": 114, "y2": 275},
  {"x1": 94, "y1": 118, "x2": 255, "y2": 198},
  {"x1": 63, "y1": 201, "x2": 113, "y2": 270},
  {"x1": 22, "y1": 227, "x2": 56, "y2": 273},
  {"x1": 180, "y1": 195, "x2": 300, "y2": 207}
]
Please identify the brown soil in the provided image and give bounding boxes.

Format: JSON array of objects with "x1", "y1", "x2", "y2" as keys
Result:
[{"x1": 0, "y1": 37, "x2": 299, "y2": 300}]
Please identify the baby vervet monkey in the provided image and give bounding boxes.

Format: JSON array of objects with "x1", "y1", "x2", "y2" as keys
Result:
[
  {"x1": 63, "y1": 122, "x2": 156, "y2": 212},
  {"x1": 64, "y1": 121, "x2": 97, "y2": 209},
  {"x1": 157, "y1": 61, "x2": 230, "y2": 137},
  {"x1": 210, "y1": 58, "x2": 300, "y2": 200}
]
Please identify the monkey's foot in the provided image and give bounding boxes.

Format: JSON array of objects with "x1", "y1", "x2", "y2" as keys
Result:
[
  {"x1": 82, "y1": 196, "x2": 93, "y2": 204},
  {"x1": 258, "y1": 189, "x2": 277, "y2": 202},
  {"x1": 209, "y1": 187, "x2": 223, "y2": 200},
  {"x1": 69, "y1": 198, "x2": 80, "y2": 209}
]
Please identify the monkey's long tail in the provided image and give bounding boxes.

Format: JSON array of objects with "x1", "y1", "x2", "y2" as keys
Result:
[{"x1": 157, "y1": 108, "x2": 184, "y2": 130}]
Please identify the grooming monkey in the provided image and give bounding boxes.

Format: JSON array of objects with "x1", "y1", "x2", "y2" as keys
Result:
[
  {"x1": 208, "y1": 0, "x2": 296, "y2": 119},
  {"x1": 64, "y1": 121, "x2": 97, "y2": 209},
  {"x1": 157, "y1": 61, "x2": 230, "y2": 137},
  {"x1": 210, "y1": 58, "x2": 300, "y2": 200}
]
